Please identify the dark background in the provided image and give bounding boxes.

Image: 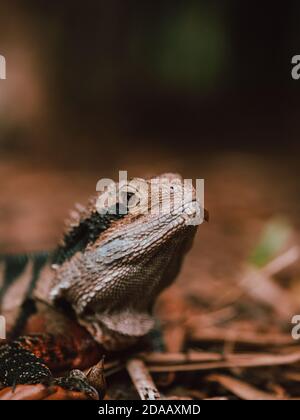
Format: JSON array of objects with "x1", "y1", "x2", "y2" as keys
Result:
[
  {"x1": 0, "y1": 1, "x2": 300, "y2": 252},
  {"x1": 0, "y1": 0, "x2": 299, "y2": 161},
  {"x1": 2, "y1": 2, "x2": 300, "y2": 400}
]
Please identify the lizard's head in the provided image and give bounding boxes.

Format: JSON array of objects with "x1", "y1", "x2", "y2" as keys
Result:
[{"x1": 49, "y1": 173, "x2": 206, "y2": 349}]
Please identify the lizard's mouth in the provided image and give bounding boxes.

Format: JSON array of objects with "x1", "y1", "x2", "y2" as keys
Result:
[{"x1": 180, "y1": 199, "x2": 208, "y2": 226}]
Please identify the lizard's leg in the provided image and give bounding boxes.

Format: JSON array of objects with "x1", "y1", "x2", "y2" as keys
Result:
[
  {"x1": 19, "y1": 301, "x2": 103, "y2": 372},
  {"x1": 0, "y1": 339, "x2": 51, "y2": 387},
  {"x1": 0, "y1": 304, "x2": 103, "y2": 399},
  {"x1": 0, "y1": 336, "x2": 102, "y2": 400}
]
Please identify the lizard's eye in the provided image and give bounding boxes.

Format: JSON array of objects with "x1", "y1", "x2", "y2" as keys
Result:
[
  {"x1": 118, "y1": 191, "x2": 140, "y2": 214},
  {"x1": 126, "y1": 192, "x2": 135, "y2": 202},
  {"x1": 125, "y1": 192, "x2": 140, "y2": 209},
  {"x1": 117, "y1": 179, "x2": 148, "y2": 214}
]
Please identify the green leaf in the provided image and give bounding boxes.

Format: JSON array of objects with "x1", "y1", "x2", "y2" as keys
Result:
[{"x1": 248, "y1": 219, "x2": 292, "y2": 268}]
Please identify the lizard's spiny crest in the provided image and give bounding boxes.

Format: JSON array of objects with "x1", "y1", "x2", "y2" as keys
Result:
[{"x1": 52, "y1": 206, "x2": 124, "y2": 266}]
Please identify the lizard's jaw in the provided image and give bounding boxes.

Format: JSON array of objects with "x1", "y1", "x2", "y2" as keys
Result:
[{"x1": 49, "y1": 197, "x2": 201, "y2": 310}]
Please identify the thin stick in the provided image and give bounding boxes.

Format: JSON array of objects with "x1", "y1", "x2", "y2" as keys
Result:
[
  {"x1": 147, "y1": 350, "x2": 300, "y2": 372},
  {"x1": 262, "y1": 246, "x2": 300, "y2": 276},
  {"x1": 126, "y1": 358, "x2": 160, "y2": 400},
  {"x1": 189, "y1": 327, "x2": 293, "y2": 346},
  {"x1": 214, "y1": 246, "x2": 300, "y2": 310}
]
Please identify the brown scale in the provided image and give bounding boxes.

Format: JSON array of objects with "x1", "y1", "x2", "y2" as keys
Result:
[
  {"x1": 20, "y1": 307, "x2": 102, "y2": 372},
  {"x1": 0, "y1": 304, "x2": 103, "y2": 398}
]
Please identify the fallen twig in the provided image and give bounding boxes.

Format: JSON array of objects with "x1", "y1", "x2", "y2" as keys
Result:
[
  {"x1": 213, "y1": 246, "x2": 300, "y2": 317},
  {"x1": 240, "y1": 246, "x2": 300, "y2": 319},
  {"x1": 188, "y1": 327, "x2": 294, "y2": 347},
  {"x1": 206, "y1": 374, "x2": 282, "y2": 400},
  {"x1": 126, "y1": 358, "x2": 161, "y2": 400},
  {"x1": 146, "y1": 350, "x2": 300, "y2": 372},
  {"x1": 142, "y1": 351, "x2": 222, "y2": 364}
]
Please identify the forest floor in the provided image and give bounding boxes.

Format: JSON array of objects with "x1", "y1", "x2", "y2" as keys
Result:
[{"x1": 1, "y1": 150, "x2": 300, "y2": 399}]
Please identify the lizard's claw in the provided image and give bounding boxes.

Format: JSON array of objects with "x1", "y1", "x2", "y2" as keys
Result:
[
  {"x1": 0, "y1": 370, "x2": 99, "y2": 400},
  {"x1": 0, "y1": 341, "x2": 100, "y2": 400},
  {"x1": 52, "y1": 369, "x2": 99, "y2": 400}
]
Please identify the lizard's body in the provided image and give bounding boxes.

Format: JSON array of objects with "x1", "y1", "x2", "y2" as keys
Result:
[
  {"x1": 0, "y1": 253, "x2": 49, "y2": 340},
  {"x1": 0, "y1": 173, "x2": 205, "y2": 398}
]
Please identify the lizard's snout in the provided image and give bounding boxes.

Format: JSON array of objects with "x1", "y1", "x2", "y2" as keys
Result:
[{"x1": 181, "y1": 200, "x2": 206, "y2": 226}]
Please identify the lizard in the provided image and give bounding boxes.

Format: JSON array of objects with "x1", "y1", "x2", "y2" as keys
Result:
[{"x1": 0, "y1": 173, "x2": 206, "y2": 399}]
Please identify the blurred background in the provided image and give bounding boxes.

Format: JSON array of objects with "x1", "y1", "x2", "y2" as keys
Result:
[
  {"x1": 0, "y1": 0, "x2": 300, "y2": 261},
  {"x1": 3, "y1": 2, "x2": 300, "y2": 398}
]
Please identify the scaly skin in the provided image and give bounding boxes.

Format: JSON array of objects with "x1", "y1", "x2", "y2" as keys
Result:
[
  {"x1": 47, "y1": 173, "x2": 202, "y2": 349},
  {"x1": 0, "y1": 173, "x2": 205, "y2": 397}
]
